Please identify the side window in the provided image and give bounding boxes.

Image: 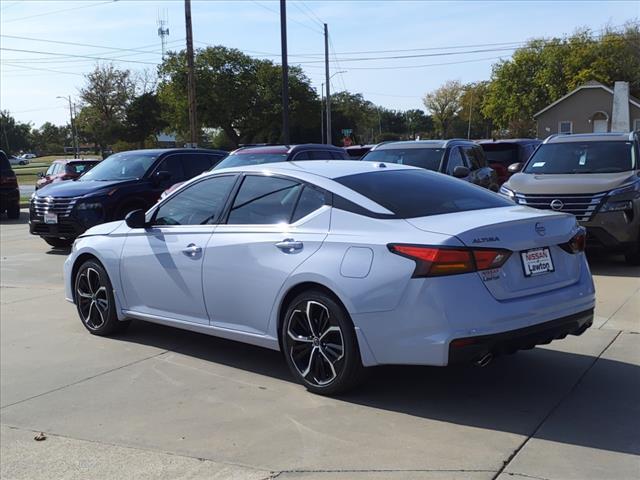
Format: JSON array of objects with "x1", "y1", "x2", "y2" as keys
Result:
[
  {"x1": 462, "y1": 147, "x2": 480, "y2": 170},
  {"x1": 155, "y1": 155, "x2": 186, "y2": 183},
  {"x1": 46, "y1": 164, "x2": 57, "y2": 175},
  {"x1": 291, "y1": 186, "x2": 326, "y2": 222},
  {"x1": 153, "y1": 175, "x2": 236, "y2": 226},
  {"x1": 208, "y1": 154, "x2": 225, "y2": 169},
  {"x1": 182, "y1": 154, "x2": 212, "y2": 178},
  {"x1": 330, "y1": 150, "x2": 347, "y2": 160},
  {"x1": 446, "y1": 147, "x2": 464, "y2": 174},
  {"x1": 292, "y1": 151, "x2": 312, "y2": 161},
  {"x1": 227, "y1": 175, "x2": 302, "y2": 225},
  {"x1": 309, "y1": 150, "x2": 333, "y2": 160},
  {"x1": 473, "y1": 147, "x2": 487, "y2": 168}
]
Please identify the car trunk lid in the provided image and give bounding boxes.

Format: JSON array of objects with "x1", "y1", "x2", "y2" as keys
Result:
[{"x1": 405, "y1": 206, "x2": 583, "y2": 300}]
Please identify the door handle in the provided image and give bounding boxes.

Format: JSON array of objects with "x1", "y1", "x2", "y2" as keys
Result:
[
  {"x1": 183, "y1": 243, "x2": 202, "y2": 257},
  {"x1": 275, "y1": 238, "x2": 303, "y2": 254}
]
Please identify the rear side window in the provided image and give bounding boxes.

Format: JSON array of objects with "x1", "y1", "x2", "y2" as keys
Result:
[
  {"x1": 182, "y1": 154, "x2": 212, "y2": 178},
  {"x1": 291, "y1": 186, "x2": 326, "y2": 222},
  {"x1": 335, "y1": 169, "x2": 512, "y2": 218},
  {"x1": 227, "y1": 175, "x2": 302, "y2": 225},
  {"x1": 292, "y1": 151, "x2": 312, "y2": 161},
  {"x1": 155, "y1": 155, "x2": 186, "y2": 183},
  {"x1": 363, "y1": 148, "x2": 444, "y2": 172}
]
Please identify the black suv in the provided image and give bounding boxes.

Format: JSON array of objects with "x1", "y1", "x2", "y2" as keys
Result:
[
  {"x1": 30, "y1": 148, "x2": 227, "y2": 248},
  {"x1": 479, "y1": 138, "x2": 541, "y2": 185},
  {"x1": 0, "y1": 150, "x2": 20, "y2": 219},
  {"x1": 361, "y1": 139, "x2": 499, "y2": 191},
  {"x1": 214, "y1": 144, "x2": 349, "y2": 169}
]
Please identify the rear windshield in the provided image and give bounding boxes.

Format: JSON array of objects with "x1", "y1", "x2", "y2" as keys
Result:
[
  {"x1": 481, "y1": 144, "x2": 519, "y2": 166},
  {"x1": 335, "y1": 169, "x2": 512, "y2": 218},
  {"x1": 362, "y1": 148, "x2": 445, "y2": 172},
  {"x1": 524, "y1": 141, "x2": 634, "y2": 174},
  {"x1": 216, "y1": 152, "x2": 288, "y2": 169}
]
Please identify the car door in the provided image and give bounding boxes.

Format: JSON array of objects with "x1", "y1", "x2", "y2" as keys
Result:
[
  {"x1": 119, "y1": 174, "x2": 238, "y2": 324},
  {"x1": 202, "y1": 174, "x2": 330, "y2": 334}
]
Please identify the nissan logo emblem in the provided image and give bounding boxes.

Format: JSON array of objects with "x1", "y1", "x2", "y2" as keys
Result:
[
  {"x1": 550, "y1": 199, "x2": 564, "y2": 211},
  {"x1": 535, "y1": 222, "x2": 546, "y2": 236}
]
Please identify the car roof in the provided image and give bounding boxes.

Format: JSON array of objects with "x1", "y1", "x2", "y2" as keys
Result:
[
  {"x1": 232, "y1": 144, "x2": 345, "y2": 155},
  {"x1": 544, "y1": 132, "x2": 636, "y2": 144},
  {"x1": 113, "y1": 148, "x2": 228, "y2": 156},
  {"x1": 478, "y1": 138, "x2": 541, "y2": 145},
  {"x1": 211, "y1": 159, "x2": 414, "y2": 179},
  {"x1": 372, "y1": 139, "x2": 475, "y2": 150}
]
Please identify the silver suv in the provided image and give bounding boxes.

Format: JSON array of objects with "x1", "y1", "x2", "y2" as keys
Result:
[{"x1": 500, "y1": 132, "x2": 640, "y2": 265}]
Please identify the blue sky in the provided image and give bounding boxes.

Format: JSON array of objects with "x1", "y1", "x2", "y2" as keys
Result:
[{"x1": 1, "y1": 0, "x2": 637, "y2": 127}]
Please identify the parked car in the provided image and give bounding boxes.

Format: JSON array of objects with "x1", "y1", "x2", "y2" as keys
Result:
[
  {"x1": 65, "y1": 161, "x2": 594, "y2": 395},
  {"x1": 214, "y1": 144, "x2": 349, "y2": 170},
  {"x1": 35, "y1": 159, "x2": 101, "y2": 190},
  {"x1": 500, "y1": 132, "x2": 640, "y2": 264},
  {"x1": 20, "y1": 153, "x2": 37, "y2": 160},
  {"x1": 0, "y1": 150, "x2": 20, "y2": 219},
  {"x1": 8, "y1": 155, "x2": 28, "y2": 166},
  {"x1": 479, "y1": 139, "x2": 541, "y2": 185},
  {"x1": 29, "y1": 148, "x2": 227, "y2": 248},
  {"x1": 361, "y1": 140, "x2": 499, "y2": 191},
  {"x1": 344, "y1": 144, "x2": 374, "y2": 159}
]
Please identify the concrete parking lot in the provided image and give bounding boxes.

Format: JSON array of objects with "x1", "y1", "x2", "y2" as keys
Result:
[{"x1": 1, "y1": 212, "x2": 638, "y2": 480}]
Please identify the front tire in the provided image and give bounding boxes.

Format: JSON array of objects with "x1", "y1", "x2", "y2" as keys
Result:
[
  {"x1": 74, "y1": 260, "x2": 130, "y2": 336},
  {"x1": 7, "y1": 205, "x2": 20, "y2": 219},
  {"x1": 44, "y1": 237, "x2": 73, "y2": 249},
  {"x1": 281, "y1": 290, "x2": 364, "y2": 395}
]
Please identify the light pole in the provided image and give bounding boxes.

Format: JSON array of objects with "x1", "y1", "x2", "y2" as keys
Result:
[
  {"x1": 57, "y1": 95, "x2": 78, "y2": 158},
  {"x1": 323, "y1": 70, "x2": 346, "y2": 145}
]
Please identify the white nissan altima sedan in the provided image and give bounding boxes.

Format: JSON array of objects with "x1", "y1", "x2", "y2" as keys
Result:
[{"x1": 64, "y1": 161, "x2": 595, "y2": 395}]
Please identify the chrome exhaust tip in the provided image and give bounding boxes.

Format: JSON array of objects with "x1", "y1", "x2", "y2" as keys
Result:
[{"x1": 475, "y1": 352, "x2": 493, "y2": 367}]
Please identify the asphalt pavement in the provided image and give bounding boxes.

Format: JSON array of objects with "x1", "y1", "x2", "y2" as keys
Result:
[{"x1": 1, "y1": 210, "x2": 638, "y2": 480}]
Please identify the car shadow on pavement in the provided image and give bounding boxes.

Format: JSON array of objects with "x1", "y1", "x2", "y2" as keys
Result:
[
  {"x1": 587, "y1": 251, "x2": 640, "y2": 278},
  {"x1": 118, "y1": 320, "x2": 639, "y2": 457}
]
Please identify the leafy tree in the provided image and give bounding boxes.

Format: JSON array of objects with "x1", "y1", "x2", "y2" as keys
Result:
[
  {"x1": 79, "y1": 64, "x2": 135, "y2": 151},
  {"x1": 123, "y1": 92, "x2": 167, "y2": 148},
  {"x1": 457, "y1": 82, "x2": 493, "y2": 139},
  {"x1": 404, "y1": 109, "x2": 433, "y2": 139},
  {"x1": 0, "y1": 111, "x2": 32, "y2": 154},
  {"x1": 483, "y1": 25, "x2": 640, "y2": 135},
  {"x1": 31, "y1": 122, "x2": 71, "y2": 154},
  {"x1": 422, "y1": 80, "x2": 464, "y2": 138}
]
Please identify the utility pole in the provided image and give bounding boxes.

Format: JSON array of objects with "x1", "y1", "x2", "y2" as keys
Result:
[
  {"x1": 280, "y1": 0, "x2": 290, "y2": 145},
  {"x1": 467, "y1": 83, "x2": 474, "y2": 140},
  {"x1": 58, "y1": 95, "x2": 78, "y2": 158},
  {"x1": 184, "y1": 0, "x2": 198, "y2": 147},
  {"x1": 320, "y1": 83, "x2": 324, "y2": 144},
  {"x1": 324, "y1": 23, "x2": 331, "y2": 145}
]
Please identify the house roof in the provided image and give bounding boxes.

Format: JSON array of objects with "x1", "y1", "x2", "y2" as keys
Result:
[{"x1": 534, "y1": 81, "x2": 640, "y2": 118}]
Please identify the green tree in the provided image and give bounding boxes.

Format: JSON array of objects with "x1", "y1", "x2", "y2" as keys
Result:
[
  {"x1": 483, "y1": 25, "x2": 640, "y2": 135},
  {"x1": 0, "y1": 111, "x2": 32, "y2": 154},
  {"x1": 79, "y1": 64, "x2": 135, "y2": 151},
  {"x1": 123, "y1": 92, "x2": 167, "y2": 148},
  {"x1": 457, "y1": 82, "x2": 492, "y2": 139},
  {"x1": 31, "y1": 122, "x2": 71, "y2": 154},
  {"x1": 422, "y1": 80, "x2": 464, "y2": 138}
]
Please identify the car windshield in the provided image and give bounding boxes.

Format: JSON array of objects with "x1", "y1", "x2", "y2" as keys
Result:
[
  {"x1": 524, "y1": 141, "x2": 634, "y2": 174},
  {"x1": 79, "y1": 152, "x2": 157, "y2": 181},
  {"x1": 335, "y1": 169, "x2": 512, "y2": 218},
  {"x1": 482, "y1": 144, "x2": 520, "y2": 166},
  {"x1": 362, "y1": 148, "x2": 445, "y2": 171},
  {"x1": 216, "y1": 152, "x2": 288, "y2": 169},
  {"x1": 66, "y1": 162, "x2": 98, "y2": 175}
]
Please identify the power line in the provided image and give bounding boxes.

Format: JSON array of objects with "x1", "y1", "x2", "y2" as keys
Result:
[
  {"x1": 2, "y1": 0, "x2": 119, "y2": 23},
  {"x1": 2, "y1": 62, "x2": 85, "y2": 77},
  {"x1": 0, "y1": 47, "x2": 158, "y2": 65},
  {"x1": 249, "y1": 0, "x2": 323, "y2": 35}
]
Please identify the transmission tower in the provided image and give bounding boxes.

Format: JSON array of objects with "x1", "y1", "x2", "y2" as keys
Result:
[{"x1": 157, "y1": 9, "x2": 169, "y2": 60}]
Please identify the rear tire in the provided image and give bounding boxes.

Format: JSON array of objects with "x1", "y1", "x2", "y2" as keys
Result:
[
  {"x1": 44, "y1": 237, "x2": 73, "y2": 249},
  {"x1": 281, "y1": 290, "x2": 364, "y2": 395},
  {"x1": 7, "y1": 205, "x2": 20, "y2": 219},
  {"x1": 74, "y1": 260, "x2": 130, "y2": 336}
]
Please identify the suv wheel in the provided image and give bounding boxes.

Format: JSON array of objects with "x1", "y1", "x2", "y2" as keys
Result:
[
  {"x1": 281, "y1": 290, "x2": 364, "y2": 395},
  {"x1": 44, "y1": 237, "x2": 73, "y2": 249},
  {"x1": 7, "y1": 205, "x2": 20, "y2": 219}
]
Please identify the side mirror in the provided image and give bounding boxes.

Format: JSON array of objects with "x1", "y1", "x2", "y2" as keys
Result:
[
  {"x1": 153, "y1": 170, "x2": 172, "y2": 185},
  {"x1": 453, "y1": 166, "x2": 470, "y2": 178},
  {"x1": 508, "y1": 162, "x2": 523, "y2": 174},
  {"x1": 37, "y1": 172, "x2": 45, "y2": 178},
  {"x1": 125, "y1": 209, "x2": 147, "y2": 229}
]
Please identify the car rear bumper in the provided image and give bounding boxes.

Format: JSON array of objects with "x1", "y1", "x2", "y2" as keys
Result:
[{"x1": 448, "y1": 308, "x2": 593, "y2": 364}]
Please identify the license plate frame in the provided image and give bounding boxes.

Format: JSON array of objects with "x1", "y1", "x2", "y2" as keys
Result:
[
  {"x1": 44, "y1": 212, "x2": 58, "y2": 224},
  {"x1": 521, "y1": 247, "x2": 554, "y2": 277}
]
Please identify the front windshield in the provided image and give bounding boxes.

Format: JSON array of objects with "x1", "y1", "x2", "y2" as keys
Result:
[
  {"x1": 524, "y1": 141, "x2": 634, "y2": 174},
  {"x1": 79, "y1": 152, "x2": 157, "y2": 181},
  {"x1": 362, "y1": 148, "x2": 445, "y2": 171},
  {"x1": 215, "y1": 152, "x2": 288, "y2": 169}
]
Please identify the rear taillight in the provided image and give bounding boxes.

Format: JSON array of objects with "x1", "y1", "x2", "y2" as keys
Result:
[
  {"x1": 560, "y1": 230, "x2": 586, "y2": 254},
  {"x1": 389, "y1": 244, "x2": 511, "y2": 277}
]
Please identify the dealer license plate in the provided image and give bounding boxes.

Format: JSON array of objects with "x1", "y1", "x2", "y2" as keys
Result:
[
  {"x1": 44, "y1": 212, "x2": 58, "y2": 224},
  {"x1": 521, "y1": 247, "x2": 554, "y2": 277}
]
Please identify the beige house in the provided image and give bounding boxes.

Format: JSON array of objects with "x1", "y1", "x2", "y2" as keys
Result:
[{"x1": 534, "y1": 81, "x2": 640, "y2": 138}]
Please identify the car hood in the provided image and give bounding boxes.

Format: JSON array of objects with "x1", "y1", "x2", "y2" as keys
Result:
[
  {"x1": 35, "y1": 179, "x2": 133, "y2": 198},
  {"x1": 80, "y1": 220, "x2": 125, "y2": 237},
  {"x1": 507, "y1": 171, "x2": 637, "y2": 195}
]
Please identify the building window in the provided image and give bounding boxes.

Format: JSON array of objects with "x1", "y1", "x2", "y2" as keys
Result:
[
  {"x1": 634, "y1": 119, "x2": 640, "y2": 131},
  {"x1": 559, "y1": 121, "x2": 573, "y2": 134}
]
